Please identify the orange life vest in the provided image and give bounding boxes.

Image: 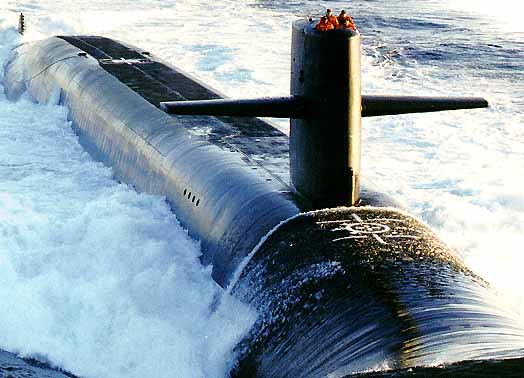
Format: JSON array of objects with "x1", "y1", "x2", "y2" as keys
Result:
[
  {"x1": 315, "y1": 17, "x2": 334, "y2": 31},
  {"x1": 327, "y1": 15, "x2": 339, "y2": 29},
  {"x1": 338, "y1": 14, "x2": 356, "y2": 31}
]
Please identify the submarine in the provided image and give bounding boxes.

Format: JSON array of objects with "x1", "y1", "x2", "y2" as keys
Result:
[{"x1": 4, "y1": 13, "x2": 524, "y2": 377}]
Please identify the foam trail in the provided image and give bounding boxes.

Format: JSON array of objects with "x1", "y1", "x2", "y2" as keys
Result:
[{"x1": 0, "y1": 19, "x2": 255, "y2": 378}]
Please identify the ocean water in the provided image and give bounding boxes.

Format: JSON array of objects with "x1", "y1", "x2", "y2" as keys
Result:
[{"x1": 0, "y1": 1, "x2": 523, "y2": 377}]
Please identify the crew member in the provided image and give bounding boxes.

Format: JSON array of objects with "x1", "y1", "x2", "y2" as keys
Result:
[
  {"x1": 325, "y1": 8, "x2": 339, "y2": 29},
  {"x1": 338, "y1": 10, "x2": 356, "y2": 31},
  {"x1": 316, "y1": 8, "x2": 357, "y2": 32},
  {"x1": 315, "y1": 16, "x2": 334, "y2": 31}
]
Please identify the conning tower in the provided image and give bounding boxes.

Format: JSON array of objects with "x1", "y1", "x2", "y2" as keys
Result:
[{"x1": 161, "y1": 19, "x2": 487, "y2": 209}]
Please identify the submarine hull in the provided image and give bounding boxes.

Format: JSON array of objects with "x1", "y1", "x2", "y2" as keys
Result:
[
  {"x1": 231, "y1": 207, "x2": 524, "y2": 376},
  {"x1": 4, "y1": 36, "x2": 524, "y2": 377},
  {"x1": 4, "y1": 35, "x2": 301, "y2": 288}
]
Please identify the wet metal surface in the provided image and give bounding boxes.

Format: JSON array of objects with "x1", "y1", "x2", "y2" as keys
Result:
[
  {"x1": 59, "y1": 36, "x2": 292, "y2": 190},
  {"x1": 232, "y1": 207, "x2": 524, "y2": 377}
]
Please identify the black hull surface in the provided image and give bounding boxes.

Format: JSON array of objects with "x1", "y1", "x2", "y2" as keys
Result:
[
  {"x1": 231, "y1": 207, "x2": 524, "y2": 377},
  {"x1": 3, "y1": 36, "x2": 524, "y2": 377}
]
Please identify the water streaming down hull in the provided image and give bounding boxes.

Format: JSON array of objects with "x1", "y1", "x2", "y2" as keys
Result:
[
  {"x1": 3, "y1": 35, "x2": 524, "y2": 377},
  {"x1": 231, "y1": 207, "x2": 524, "y2": 377}
]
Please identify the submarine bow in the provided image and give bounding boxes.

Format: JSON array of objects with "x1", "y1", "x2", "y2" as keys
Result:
[{"x1": 4, "y1": 19, "x2": 524, "y2": 377}]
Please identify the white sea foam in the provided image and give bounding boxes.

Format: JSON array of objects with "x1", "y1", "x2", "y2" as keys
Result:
[{"x1": 0, "y1": 15, "x2": 255, "y2": 378}]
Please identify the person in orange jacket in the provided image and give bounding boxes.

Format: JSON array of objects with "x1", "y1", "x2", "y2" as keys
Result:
[
  {"x1": 316, "y1": 9, "x2": 357, "y2": 32},
  {"x1": 338, "y1": 10, "x2": 357, "y2": 31},
  {"x1": 315, "y1": 16, "x2": 334, "y2": 31},
  {"x1": 325, "y1": 8, "x2": 340, "y2": 29}
]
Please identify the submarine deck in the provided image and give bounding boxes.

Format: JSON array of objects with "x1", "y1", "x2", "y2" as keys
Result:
[{"x1": 59, "y1": 35, "x2": 293, "y2": 193}]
